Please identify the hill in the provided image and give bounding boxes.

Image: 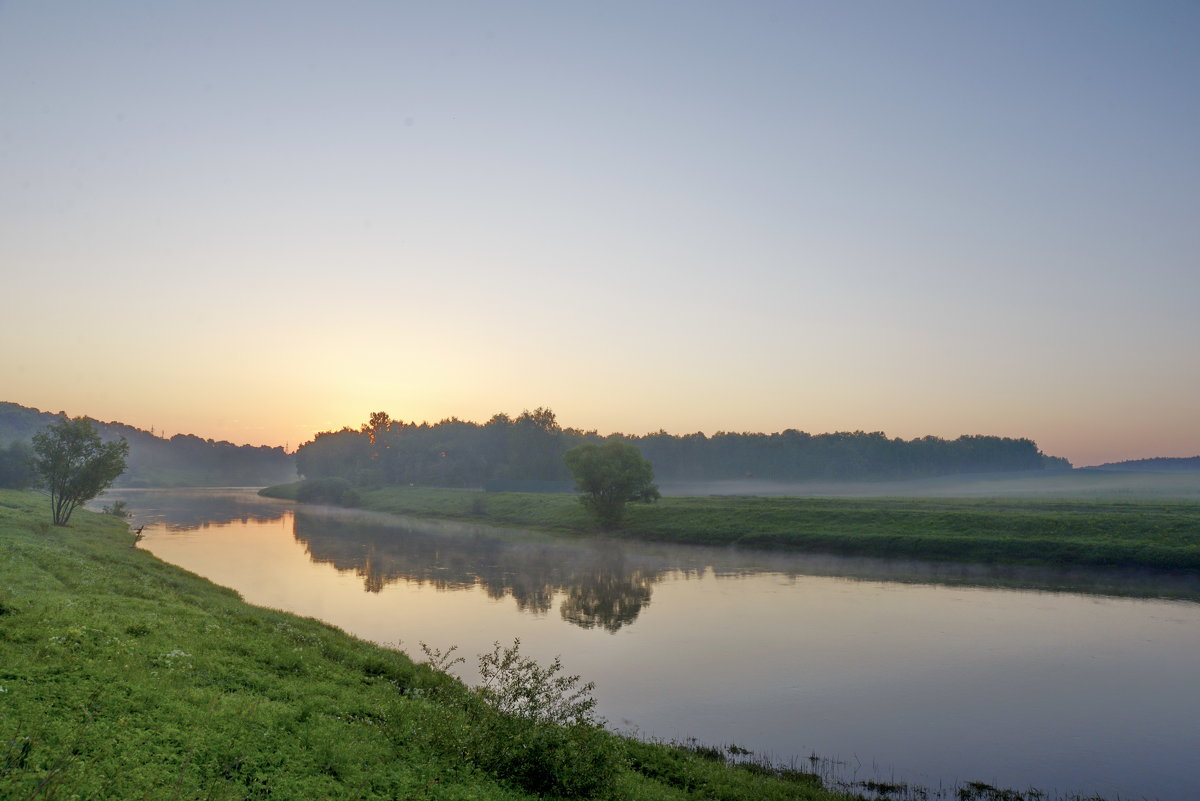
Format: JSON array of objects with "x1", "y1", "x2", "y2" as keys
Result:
[
  {"x1": 1085, "y1": 455, "x2": 1200, "y2": 473},
  {"x1": 0, "y1": 401, "x2": 295, "y2": 487}
]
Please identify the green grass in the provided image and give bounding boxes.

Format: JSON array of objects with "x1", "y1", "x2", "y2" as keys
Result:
[
  {"x1": 262, "y1": 482, "x2": 1200, "y2": 573},
  {"x1": 0, "y1": 489, "x2": 846, "y2": 800},
  {"x1": 628, "y1": 495, "x2": 1200, "y2": 571}
]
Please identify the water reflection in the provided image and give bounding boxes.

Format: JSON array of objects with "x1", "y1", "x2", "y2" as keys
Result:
[
  {"x1": 289, "y1": 505, "x2": 1200, "y2": 613},
  {"x1": 293, "y1": 512, "x2": 658, "y2": 631},
  {"x1": 108, "y1": 488, "x2": 1200, "y2": 617},
  {"x1": 96, "y1": 487, "x2": 287, "y2": 530},
  {"x1": 286, "y1": 504, "x2": 1200, "y2": 634},
  {"x1": 558, "y1": 546, "x2": 653, "y2": 631}
]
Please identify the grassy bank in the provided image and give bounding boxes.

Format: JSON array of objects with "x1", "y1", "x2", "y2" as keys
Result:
[
  {"x1": 262, "y1": 482, "x2": 1200, "y2": 572},
  {"x1": 0, "y1": 488, "x2": 849, "y2": 801}
]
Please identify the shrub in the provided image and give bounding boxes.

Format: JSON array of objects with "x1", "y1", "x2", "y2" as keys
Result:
[
  {"x1": 295, "y1": 477, "x2": 354, "y2": 505},
  {"x1": 415, "y1": 638, "x2": 619, "y2": 798},
  {"x1": 465, "y1": 705, "x2": 619, "y2": 798},
  {"x1": 101, "y1": 500, "x2": 130, "y2": 518},
  {"x1": 475, "y1": 638, "x2": 599, "y2": 726}
]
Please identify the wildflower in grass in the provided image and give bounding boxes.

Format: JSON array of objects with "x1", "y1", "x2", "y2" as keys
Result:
[{"x1": 158, "y1": 649, "x2": 193, "y2": 670}]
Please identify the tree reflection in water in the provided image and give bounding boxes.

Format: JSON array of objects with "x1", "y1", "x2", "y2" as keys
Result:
[
  {"x1": 292, "y1": 512, "x2": 663, "y2": 631},
  {"x1": 559, "y1": 544, "x2": 653, "y2": 632},
  {"x1": 119, "y1": 489, "x2": 1200, "y2": 636}
]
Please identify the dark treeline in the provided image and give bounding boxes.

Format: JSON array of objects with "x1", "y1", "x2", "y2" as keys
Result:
[
  {"x1": 295, "y1": 408, "x2": 1070, "y2": 489},
  {"x1": 0, "y1": 402, "x2": 296, "y2": 488},
  {"x1": 1086, "y1": 455, "x2": 1200, "y2": 472}
]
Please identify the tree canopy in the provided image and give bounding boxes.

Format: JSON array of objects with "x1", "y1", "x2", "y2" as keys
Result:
[
  {"x1": 291, "y1": 408, "x2": 1068, "y2": 490},
  {"x1": 564, "y1": 440, "x2": 660, "y2": 529},
  {"x1": 32, "y1": 417, "x2": 129, "y2": 525}
]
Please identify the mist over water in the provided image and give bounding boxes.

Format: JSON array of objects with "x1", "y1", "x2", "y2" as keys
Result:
[{"x1": 105, "y1": 488, "x2": 1200, "y2": 800}]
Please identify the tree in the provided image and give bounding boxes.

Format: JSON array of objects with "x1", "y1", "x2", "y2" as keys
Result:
[
  {"x1": 31, "y1": 417, "x2": 129, "y2": 526},
  {"x1": 564, "y1": 440, "x2": 659, "y2": 529},
  {"x1": 509, "y1": 407, "x2": 566, "y2": 481}
]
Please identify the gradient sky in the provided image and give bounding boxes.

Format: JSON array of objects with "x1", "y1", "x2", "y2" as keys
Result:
[{"x1": 2, "y1": 1, "x2": 1197, "y2": 467}]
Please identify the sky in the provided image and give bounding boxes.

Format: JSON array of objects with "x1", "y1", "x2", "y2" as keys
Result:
[{"x1": 1, "y1": 1, "x2": 1197, "y2": 467}]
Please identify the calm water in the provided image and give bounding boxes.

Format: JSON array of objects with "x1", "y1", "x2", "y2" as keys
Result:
[{"x1": 102, "y1": 489, "x2": 1200, "y2": 800}]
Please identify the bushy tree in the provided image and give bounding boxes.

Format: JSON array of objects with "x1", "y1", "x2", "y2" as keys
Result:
[
  {"x1": 32, "y1": 417, "x2": 129, "y2": 526},
  {"x1": 564, "y1": 439, "x2": 660, "y2": 529}
]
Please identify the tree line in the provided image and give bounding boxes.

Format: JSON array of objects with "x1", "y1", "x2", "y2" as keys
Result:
[{"x1": 294, "y1": 408, "x2": 1070, "y2": 489}]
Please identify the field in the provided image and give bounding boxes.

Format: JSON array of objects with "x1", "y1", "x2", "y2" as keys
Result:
[{"x1": 262, "y1": 480, "x2": 1200, "y2": 573}]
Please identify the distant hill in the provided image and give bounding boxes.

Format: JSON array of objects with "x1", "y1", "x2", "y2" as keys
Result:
[
  {"x1": 1085, "y1": 455, "x2": 1200, "y2": 473},
  {"x1": 0, "y1": 401, "x2": 296, "y2": 488}
]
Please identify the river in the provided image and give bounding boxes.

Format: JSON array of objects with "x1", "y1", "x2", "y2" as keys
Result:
[{"x1": 99, "y1": 488, "x2": 1200, "y2": 800}]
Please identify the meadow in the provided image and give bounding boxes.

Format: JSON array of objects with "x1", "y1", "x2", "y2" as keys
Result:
[{"x1": 262, "y1": 481, "x2": 1200, "y2": 573}]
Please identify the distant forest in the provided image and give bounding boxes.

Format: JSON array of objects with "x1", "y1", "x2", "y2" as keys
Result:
[
  {"x1": 295, "y1": 408, "x2": 1071, "y2": 490},
  {"x1": 1086, "y1": 455, "x2": 1200, "y2": 473},
  {"x1": 0, "y1": 402, "x2": 296, "y2": 488}
]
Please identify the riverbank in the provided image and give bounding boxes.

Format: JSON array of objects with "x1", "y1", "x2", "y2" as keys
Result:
[
  {"x1": 261, "y1": 481, "x2": 1200, "y2": 573},
  {"x1": 0, "y1": 488, "x2": 852, "y2": 800}
]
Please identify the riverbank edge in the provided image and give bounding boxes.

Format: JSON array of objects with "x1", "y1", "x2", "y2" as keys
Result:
[
  {"x1": 0, "y1": 487, "x2": 856, "y2": 801},
  {"x1": 261, "y1": 480, "x2": 1200, "y2": 574}
]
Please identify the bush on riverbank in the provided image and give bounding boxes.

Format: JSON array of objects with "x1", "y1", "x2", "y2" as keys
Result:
[
  {"x1": 263, "y1": 477, "x2": 361, "y2": 507},
  {"x1": 0, "y1": 488, "x2": 840, "y2": 800}
]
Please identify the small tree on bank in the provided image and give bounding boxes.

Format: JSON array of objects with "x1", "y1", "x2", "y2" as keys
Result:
[
  {"x1": 32, "y1": 417, "x2": 129, "y2": 526},
  {"x1": 564, "y1": 440, "x2": 660, "y2": 529}
]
